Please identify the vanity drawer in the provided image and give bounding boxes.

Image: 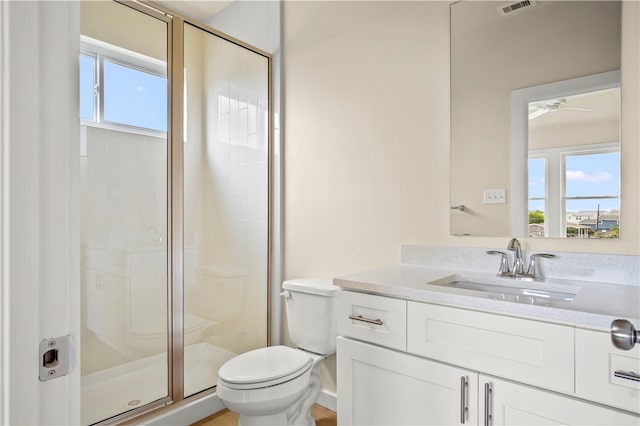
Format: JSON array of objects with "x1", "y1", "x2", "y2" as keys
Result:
[
  {"x1": 337, "y1": 290, "x2": 407, "y2": 351},
  {"x1": 407, "y1": 302, "x2": 574, "y2": 394},
  {"x1": 576, "y1": 328, "x2": 640, "y2": 414}
]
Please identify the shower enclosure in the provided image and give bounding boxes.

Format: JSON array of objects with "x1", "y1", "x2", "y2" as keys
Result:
[{"x1": 79, "y1": 2, "x2": 270, "y2": 424}]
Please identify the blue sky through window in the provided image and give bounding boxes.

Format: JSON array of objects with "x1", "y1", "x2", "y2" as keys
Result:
[
  {"x1": 565, "y1": 151, "x2": 619, "y2": 211},
  {"x1": 103, "y1": 60, "x2": 167, "y2": 132},
  {"x1": 528, "y1": 157, "x2": 545, "y2": 212},
  {"x1": 80, "y1": 55, "x2": 167, "y2": 132}
]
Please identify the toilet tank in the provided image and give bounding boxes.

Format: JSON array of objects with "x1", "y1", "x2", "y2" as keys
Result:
[{"x1": 282, "y1": 278, "x2": 338, "y2": 355}]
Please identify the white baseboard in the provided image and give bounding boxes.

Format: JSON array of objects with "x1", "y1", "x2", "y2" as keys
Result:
[{"x1": 316, "y1": 389, "x2": 337, "y2": 412}]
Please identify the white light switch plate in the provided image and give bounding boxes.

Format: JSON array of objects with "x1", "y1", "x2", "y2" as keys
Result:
[{"x1": 484, "y1": 189, "x2": 506, "y2": 204}]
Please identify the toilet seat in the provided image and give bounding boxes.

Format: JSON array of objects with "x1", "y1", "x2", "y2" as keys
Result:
[{"x1": 218, "y1": 346, "x2": 313, "y2": 390}]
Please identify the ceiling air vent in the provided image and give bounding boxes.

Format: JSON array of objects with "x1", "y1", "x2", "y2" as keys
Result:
[{"x1": 497, "y1": 0, "x2": 537, "y2": 16}]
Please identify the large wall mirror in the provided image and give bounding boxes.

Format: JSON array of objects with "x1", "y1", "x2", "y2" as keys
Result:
[{"x1": 450, "y1": 0, "x2": 622, "y2": 239}]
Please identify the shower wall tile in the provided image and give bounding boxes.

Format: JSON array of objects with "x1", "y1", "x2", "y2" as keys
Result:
[{"x1": 82, "y1": 125, "x2": 166, "y2": 250}]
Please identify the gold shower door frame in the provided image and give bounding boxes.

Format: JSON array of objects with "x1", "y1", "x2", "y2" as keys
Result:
[{"x1": 86, "y1": 2, "x2": 273, "y2": 424}]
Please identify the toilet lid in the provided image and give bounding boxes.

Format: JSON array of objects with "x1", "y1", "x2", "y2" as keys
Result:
[{"x1": 218, "y1": 346, "x2": 312, "y2": 387}]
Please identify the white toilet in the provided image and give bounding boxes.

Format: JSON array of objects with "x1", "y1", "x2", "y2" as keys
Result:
[{"x1": 216, "y1": 278, "x2": 337, "y2": 426}]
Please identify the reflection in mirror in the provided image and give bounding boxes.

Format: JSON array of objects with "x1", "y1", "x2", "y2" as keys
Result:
[
  {"x1": 450, "y1": 0, "x2": 622, "y2": 238},
  {"x1": 511, "y1": 71, "x2": 621, "y2": 239}
]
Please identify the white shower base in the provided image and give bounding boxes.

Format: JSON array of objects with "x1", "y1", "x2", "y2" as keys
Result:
[{"x1": 81, "y1": 342, "x2": 236, "y2": 425}]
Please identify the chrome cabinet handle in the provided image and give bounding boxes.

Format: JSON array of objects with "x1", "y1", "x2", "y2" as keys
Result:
[
  {"x1": 484, "y1": 382, "x2": 492, "y2": 426},
  {"x1": 614, "y1": 370, "x2": 640, "y2": 382},
  {"x1": 460, "y1": 376, "x2": 468, "y2": 424},
  {"x1": 611, "y1": 319, "x2": 640, "y2": 350},
  {"x1": 348, "y1": 314, "x2": 383, "y2": 326}
]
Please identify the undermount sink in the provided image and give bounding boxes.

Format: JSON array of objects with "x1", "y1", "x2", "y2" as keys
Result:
[{"x1": 427, "y1": 274, "x2": 580, "y2": 304}]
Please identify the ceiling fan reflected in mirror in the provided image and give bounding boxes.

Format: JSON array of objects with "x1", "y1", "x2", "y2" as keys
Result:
[
  {"x1": 528, "y1": 98, "x2": 591, "y2": 119},
  {"x1": 528, "y1": 88, "x2": 616, "y2": 120}
]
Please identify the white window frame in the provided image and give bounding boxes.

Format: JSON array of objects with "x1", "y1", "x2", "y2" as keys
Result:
[
  {"x1": 529, "y1": 142, "x2": 620, "y2": 237},
  {"x1": 511, "y1": 70, "x2": 621, "y2": 237},
  {"x1": 80, "y1": 35, "x2": 167, "y2": 138}
]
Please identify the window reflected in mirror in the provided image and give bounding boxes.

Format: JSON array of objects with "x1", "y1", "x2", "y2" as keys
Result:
[
  {"x1": 449, "y1": 0, "x2": 624, "y2": 239},
  {"x1": 527, "y1": 87, "x2": 620, "y2": 239}
]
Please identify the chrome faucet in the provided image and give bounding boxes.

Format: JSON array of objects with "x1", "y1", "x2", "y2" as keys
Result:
[
  {"x1": 486, "y1": 238, "x2": 556, "y2": 281},
  {"x1": 507, "y1": 237, "x2": 525, "y2": 274}
]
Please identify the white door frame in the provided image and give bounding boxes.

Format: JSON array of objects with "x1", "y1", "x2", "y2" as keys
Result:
[{"x1": 1, "y1": 2, "x2": 80, "y2": 424}]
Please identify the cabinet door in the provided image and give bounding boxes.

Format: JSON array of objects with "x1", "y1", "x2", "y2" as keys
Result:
[
  {"x1": 575, "y1": 328, "x2": 640, "y2": 414},
  {"x1": 337, "y1": 336, "x2": 478, "y2": 425},
  {"x1": 481, "y1": 375, "x2": 640, "y2": 426}
]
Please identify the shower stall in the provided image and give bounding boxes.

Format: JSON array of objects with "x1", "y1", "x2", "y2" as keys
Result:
[{"x1": 79, "y1": 2, "x2": 271, "y2": 424}]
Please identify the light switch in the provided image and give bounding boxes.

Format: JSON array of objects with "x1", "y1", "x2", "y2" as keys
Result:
[{"x1": 483, "y1": 189, "x2": 506, "y2": 204}]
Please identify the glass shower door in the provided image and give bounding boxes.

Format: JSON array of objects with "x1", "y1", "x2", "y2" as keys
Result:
[
  {"x1": 79, "y1": 1, "x2": 170, "y2": 424},
  {"x1": 182, "y1": 23, "x2": 270, "y2": 396}
]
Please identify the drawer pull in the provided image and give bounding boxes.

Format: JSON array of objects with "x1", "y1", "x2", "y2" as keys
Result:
[
  {"x1": 614, "y1": 370, "x2": 640, "y2": 382},
  {"x1": 484, "y1": 382, "x2": 492, "y2": 426},
  {"x1": 348, "y1": 314, "x2": 383, "y2": 326},
  {"x1": 460, "y1": 376, "x2": 468, "y2": 424}
]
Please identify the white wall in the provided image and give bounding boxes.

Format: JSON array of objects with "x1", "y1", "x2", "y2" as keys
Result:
[
  {"x1": 283, "y1": 0, "x2": 639, "y2": 279},
  {"x1": 284, "y1": 1, "x2": 450, "y2": 278},
  {"x1": 283, "y1": 0, "x2": 639, "y2": 394}
]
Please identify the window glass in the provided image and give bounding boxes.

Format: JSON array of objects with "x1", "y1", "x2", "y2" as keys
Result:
[
  {"x1": 80, "y1": 54, "x2": 95, "y2": 120},
  {"x1": 565, "y1": 151, "x2": 620, "y2": 210},
  {"x1": 102, "y1": 60, "x2": 167, "y2": 131},
  {"x1": 528, "y1": 157, "x2": 546, "y2": 210}
]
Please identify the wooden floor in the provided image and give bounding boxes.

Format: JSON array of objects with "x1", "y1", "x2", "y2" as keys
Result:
[{"x1": 191, "y1": 404, "x2": 336, "y2": 426}]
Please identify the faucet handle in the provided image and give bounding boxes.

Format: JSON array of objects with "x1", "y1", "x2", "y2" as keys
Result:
[
  {"x1": 486, "y1": 250, "x2": 511, "y2": 275},
  {"x1": 526, "y1": 253, "x2": 556, "y2": 278}
]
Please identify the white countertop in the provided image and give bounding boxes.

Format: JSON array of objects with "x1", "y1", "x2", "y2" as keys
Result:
[{"x1": 334, "y1": 264, "x2": 640, "y2": 331}]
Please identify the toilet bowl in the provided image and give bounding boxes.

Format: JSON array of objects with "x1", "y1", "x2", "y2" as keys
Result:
[
  {"x1": 216, "y1": 278, "x2": 337, "y2": 426},
  {"x1": 217, "y1": 346, "x2": 324, "y2": 426}
]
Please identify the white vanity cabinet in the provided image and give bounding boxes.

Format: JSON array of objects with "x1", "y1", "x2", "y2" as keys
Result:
[
  {"x1": 337, "y1": 336, "x2": 479, "y2": 425},
  {"x1": 482, "y1": 375, "x2": 639, "y2": 425},
  {"x1": 337, "y1": 290, "x2": 640, "y2": 425}
]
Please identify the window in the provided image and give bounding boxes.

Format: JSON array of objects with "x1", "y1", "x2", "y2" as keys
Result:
[
  {"x1": 79, "y1": 54, "x2": 96, "y2": 121},
  {"x1": 528, "y1": 156, "x2": 546, "y2": 216},
  {"x1": 528, "y1": 143, "x2": 620, "y2": 238},
  {"x1": 565, "y1": 151, "x2": 619, "y2": 212},
  {"x1": 79, "y1": 37, "x2": 167, "y2": 134}
]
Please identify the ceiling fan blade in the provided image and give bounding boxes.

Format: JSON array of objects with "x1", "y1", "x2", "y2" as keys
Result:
[
  {"x1": 560, "y1": 106, "x2": 591, "y2": 111},
  {"x1": 528, "y1": 108, "x2": 549, "y2": 119}
]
